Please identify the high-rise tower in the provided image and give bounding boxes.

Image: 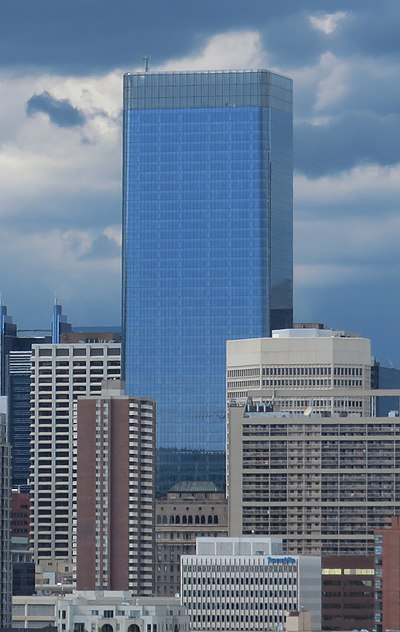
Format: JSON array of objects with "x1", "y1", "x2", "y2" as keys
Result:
[
  {"x1": 122, "y1": 70, "x2": 293, "y2": 491},
  {"x1": 0, "y1": 406, "x2": 11, "y2": 626},
  {"x1": 30, "y1": 341, "x2": 121, "y2": 578},
  {"x1": 76, "y1": 382, "x2": 155, "y2": 593}
]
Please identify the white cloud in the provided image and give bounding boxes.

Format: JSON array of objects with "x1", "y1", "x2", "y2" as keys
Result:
[
  {"x1": 0, "y1": 70, "x2": 122, "y2": 218},
  {"x1": 104, "y1": 225, "x2": 122, "y2": 247},
  {"x1": 295, "y1": 262, "x2": 374, "y2": 288},
  {"x1": 314, "y1": 52, "x2": 349, "y2": 111},
  {"x1": 295, "y1": 163, "x2": 400, "y2": 205},
  {"x1": 309, "y1": 11, "x2": 347, "y2": 35},
  {"x1": 155, "y1": 31, "x2": 267, "y2": 72}
]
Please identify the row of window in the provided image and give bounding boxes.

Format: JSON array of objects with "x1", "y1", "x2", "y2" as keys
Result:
[
  {"x1": 227, "y1": 368, "x2": 260, "y2": 377},
  {"x1": 156, "y1": 514, "x2": 219, "y2": 525},
  {"x1": 36, "y1": 347, "x2": 120, "y2": 357},
  {"x1": 259, "y1": 379, "x2": 363, "y2": 388}
]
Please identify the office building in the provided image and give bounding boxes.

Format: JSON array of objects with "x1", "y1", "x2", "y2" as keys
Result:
[
  {"x1": 0, "y1": 408, "x2": 12, "y2": 627},
  {"x1": 122, "y1": 69, "x2": 293, "y2": 492},
  {"x1": 181, "y1": 536, "x2": 321, "y2": 631},
  {"x1": 60, "y1": 329, "x2": 121, "y2": 344},
  {"x1": 8, "y1": 350, "x2": 32, "y2": 487},
  {"x1": 0, "y1": 302, "x2": 18, "y2": 395},
  {"x1": 11, "y1": 536, "x2": 35, "y2": 596},
  {"x1": 76, "y1": 381, "x2": 155, "y2": 594},
  {"x1": 374, "y1": 516, "x2": 400, "y2": 632},
  {"x1": 0, "y1": 301, "x2": 70, "y2": 487},
  {"x1": 227, "y1": 330, "x2": 400, "y2": 556},
  {"x1": 321, "y1": 556, "x2": 374, "y2": 631},
  {"x1": 228, "y1": 399, "x2": 400, "y2": 556},
  {"x1": 12, "y1": 594, "x2": 58, "y2": 629},
  {"x1": 155, "y1": 481, "x2": 228, "y2": 595},
  {"x1": 30, "y1": 342, "x2": 121, "y2": 579},
  {"x1": 13, "y1": 593, "x2": 189, "y2": 632},
  {"x1": 51, "y1": 300, "x2": 72, "y2": 343},
  {"x1": 11, "y1": 490, "x2": 30, "y2": 538},
  {"x1": 11, "y1": 491, "x2": 34, "y2": 596},
  {"x1": 227, "y1": 328, "x2": 373, "y2": 414}
]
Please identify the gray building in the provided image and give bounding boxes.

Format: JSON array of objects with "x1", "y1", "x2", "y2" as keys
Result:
[
  {"x1": 155, "y1": 481, "x2": 228, "y2": 596},
  {"x1": 226, "y1": 332, "x2": 400, "y2": 555},
  {"x1": 0, "y1": 406, "x2": 12, "y2": 627},
  {"x1": 181, "y1": 536, "x2": 321, "y2": 631},
  {"x1": 228, "y1": 401, "x2": 400, "y2": 555}
]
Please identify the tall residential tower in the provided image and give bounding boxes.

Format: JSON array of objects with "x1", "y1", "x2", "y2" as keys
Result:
[{"x1": 122, "y1": 70, "x2": 293, "y2": 491}]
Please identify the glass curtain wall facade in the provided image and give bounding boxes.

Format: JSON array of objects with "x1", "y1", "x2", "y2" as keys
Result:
[{"x1": 122, "y1": 70, "x2": 293, "y2": 492}]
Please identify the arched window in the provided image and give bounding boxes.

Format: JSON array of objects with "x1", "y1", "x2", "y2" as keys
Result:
[
  {"x1": 195, "y1": 515, "x2": 200, "y2": 524},
  {"x1": 175, "y1": 515, "x2": 180, "y2": 524},
  {"x1": 207, "y1": 515, "x2": 213, "y2": 524},
  {"x1": 157, "y1": 515, "x2": 162, "y2": 524},
  {"x1": 200, "y1": 515, "x2": 205, "y2": 524},
  {"x1": 102, "y1": 626, "x2": 113, "y2": 632},
  {"x1": 128, "y1": 626, "x2": 140, "y2": 632},
  {"x1": 213, "y1": 515, "x2": 219, "y2": 525},
  {"x1": 163, "y1": 515, "x2": 167, "y2": 524},
  {"x1": 169, "y1": 515, "x2": 174, "y2": 524},
  {"x1": 182, "y1": 515, "x2": 187, "y2": 524},
  {"x1": 188, "y1": 515, "x2": 193, "y2": 524}
]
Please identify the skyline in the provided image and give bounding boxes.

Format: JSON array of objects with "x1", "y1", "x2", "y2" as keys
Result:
[{"x1": 1, "y1": 1, "x2": 400, "y2": 365}]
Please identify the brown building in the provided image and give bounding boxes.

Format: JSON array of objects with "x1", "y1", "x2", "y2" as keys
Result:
[
  {"x1": 76, "y1": 381, "x2": 155, "y2": 594},
  {"x1": 155, "y1": 481, "x2": 228, "y2": 596},
  {"x1": 374, "y1": 516, "x2": 400, "y2": 632},
  {"x1": 60, "y1": 330, "x2": 120, "y2": 344},
  {"x1": 11, "y1": 491, "x2": 30, "y2": 538},
  {"x1": 322, "y1": 555, "x2": 374, "y2": 631}
]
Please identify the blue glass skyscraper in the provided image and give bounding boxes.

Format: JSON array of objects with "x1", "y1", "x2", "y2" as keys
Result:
[{"x1": 122, "y1": 70, "x2": 293, "y2": 492}]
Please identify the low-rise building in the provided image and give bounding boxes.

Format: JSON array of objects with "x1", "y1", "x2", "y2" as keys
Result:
[
  {"x1": 12, "y1": 594, "x2": 58, "y2": 628},
  {"x1": 12, "y1": 593, "x2": 189, "y2": 632},
  {"x1": 181, "y1": 536, "x2": 321, "y2": 631}
]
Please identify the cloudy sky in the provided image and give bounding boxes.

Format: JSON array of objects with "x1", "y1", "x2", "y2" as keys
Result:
[{"x1": 1, "y1": 0, "x2": 400, "y2": 364}]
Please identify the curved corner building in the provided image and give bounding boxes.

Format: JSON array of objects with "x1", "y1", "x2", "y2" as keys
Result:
[{"x1": 122, "y1": 70, "x2": 293, "y2": 492}]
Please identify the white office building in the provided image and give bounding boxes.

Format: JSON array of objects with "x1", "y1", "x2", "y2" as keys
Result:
[
  {"x1": 30, "y1": 342, "x2": 121, "y2": 580},
  {"x1": 181, "y1": 537, "x2": 321, "y2": 631}
]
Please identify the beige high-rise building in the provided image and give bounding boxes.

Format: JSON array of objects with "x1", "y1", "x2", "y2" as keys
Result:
[
  {"x1": 227, "y1": 328, "x2": 373, "y2": 415},
  {"x1": 30, "y1": 342, "x2": 121, "y2": 582},
  {"x1": 227, "y1": 330, "x2": 400, "y2": 556},
  {"x1": 76, "y1": 381, "x2": 155, "y2": 594}
]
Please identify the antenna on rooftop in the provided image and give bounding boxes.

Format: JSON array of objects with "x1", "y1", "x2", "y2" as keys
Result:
[{"x1": 142, "y1": 56, "x2": 150, "y2": 72}]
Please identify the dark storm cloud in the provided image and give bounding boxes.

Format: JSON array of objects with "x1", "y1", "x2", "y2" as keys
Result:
[
  {"x1": 0, "y1": 189, "x2": 120, "y2": 233},
  {"x1": 335, "y1": 0, "x2": 400, "y2": 60},
  {"x1": 26, "y1": 91, "x2": 86, "y2": 127},
  {"x1": 259, "y1": 11, "x2": 332, "y2": 68},
  {"x1": 0, "y1": 0, "x2": 380, "y2": 75},
  {"x1": 295, "y1": 112, "x2": 400, "y2": 177}
]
